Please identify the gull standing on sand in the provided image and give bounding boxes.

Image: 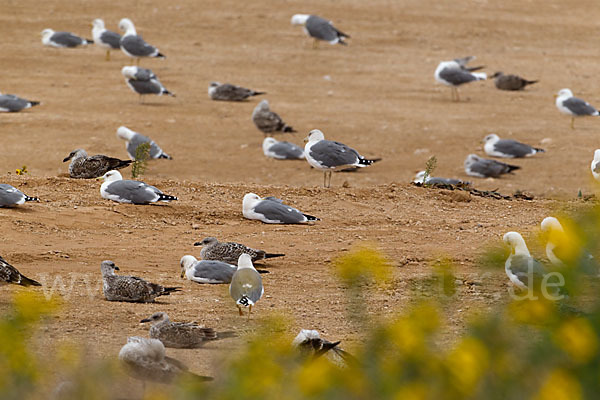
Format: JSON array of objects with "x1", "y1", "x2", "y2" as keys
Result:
[
  {"x1": 0, "y1": 184, "x2": 39, "y2": 207},
  {"x1": 434, "y1": 56, "x2": 486, "y2": 101},
  {"x1": 99, "y1": 170, "x2": 177, "y2": 205},
  {"x1": 208, "y1": 82, "x2": 265, "y2": 101},
  {"x1": 464, "y1": 154, "x2": 520, "y2": 178},
  {"x1": 194, "y1": 237, "x2": 285, "y2": 264},
  {"x1": 252, "y1": 100, "x2": 296, "y2": 135},
  {"x1": 116, "y1": 126, "x2": 172, "y2": 160},
  {"x1": 229, "y1": 254, "x2": 263, "y2": 318},
  {"x1": 101, "y1": 260, "x2": 180, "y2": 303},
  {"x1": 0, "y1": 256, "x2": 41, "y2": 286},
  {"x1": 0, "y1": 93, "x2": 40, "y2": 112},
  {"x1": 555, "y1": 88, "x2": 599, "y2": 129},
  {"x1": 180, "y1": 255, "x2": 237, "y2": 284},
  {"x1": 121, "y1": 66, "x2": 174, "y2": 103},
  {"x1": 141, "y1": 312, "x2": 217, "y2": 348},
  {"x1": 243, "y1": 193, "x2": 319, "y2": 224},
  {"x1": 291, "y1": 14, "x2": 350, "y2": 48},
  {"x1": 41, "y1": 29, "x2": 92, "y2": 48},
  {"x1": 263, "y1": 137, "x2": 305, "y2": 160},
  {"x1": 91, "y1": 19, "x2": 121, "y2": 61},
  {"x1": 483, "y1": 134, "x2": 545, "y2": 158},
  {"x1": 118, "y1": 18, "x2": 165, "y2": 64},
  {"x1": 63, "y1": 149, "x2": 131, "y2": 179},
  {"x1": 304, "y1": 129, "x2": 380, "y2": 187},
  {"x1": 490, "y1": 72, "x2": 538, "y2": 91}
]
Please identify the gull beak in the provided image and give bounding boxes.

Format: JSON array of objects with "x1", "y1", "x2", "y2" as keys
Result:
[
  {"x1": 62, "y1": 157, "x2": 70, "y2": 162},
  {"x1": 303, "y1": 136, "x2": 309, "y2": 143},
  {"x1": 553, "y1": 94, "x2": 558, "y2": 99},
  {"x1": 181, "y1": 270, "x2": 185, "y2": 278},
  {"x1": 96, "y1": 176, "x2": 105, "y2": 182},
  {"x1": 114, "y1": 266, "x2": 119, "y2": 271}
]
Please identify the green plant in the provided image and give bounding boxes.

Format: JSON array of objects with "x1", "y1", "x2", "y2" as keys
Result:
[
  {"x1": 422, "y1": 156, "x2": 437, "y2": 185},
  {"x1": 131, "y1": 142, "x2": 150, "y2": 179}
]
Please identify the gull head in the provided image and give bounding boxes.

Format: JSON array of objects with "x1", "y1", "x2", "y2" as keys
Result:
[
  {"x1": 100, "y1": 260, "x2": 119, "y2": 276},
  {"x1": 119, "y1": 337, "x2": 165, "y2": 362},
  {"x1": 541, "y1": 217, "x2": 564, "y2": 234},
  {"x1": 503, "y1": 231, "x2": 530, "y2": 256},
  {"x1": 121, "y1": 66, "x2": 138, "y2": 80},
  {"x1": 237, "y1": 253, "x2": 254, "y2": 269},
  {"x1": 119, "y1": 18, "x2": 136, "y2": 34},
  {"x1": 41, "y1": 29, "x2": 55, "y2": 44},
  {"x1": 305, "y1": 129, "x2": 325, "y2": 143},
  {"x1": 242, "y1": 193, "x2": 261, "y2": 214},
  {"x1": 63, "y1": 149, "x2": 87, "y2": 162},
  {"x1": 116, "y1": 126, "x2": 135, "y2": 141},
  {"x1": 413, "y1": 171, "x2": 426, "y2": 183},
  {"x1": 99, "y1": 170, "x2": 123, "y2": 183},
  {"x1": 490, "y1": 71, "x2": 503, "y2": 79},
  {"x1": 180, "y1": 255, "x2": 198, "y2": 278},
  {"x1": 92, "y1": 18, "x2": 105, "y2": 29},
  {"x1": 208, "y1": 81, "x2": 221, "y2": 96},
  {"x1": 292, "y1": 329, "x2": 321, "y2": 347},
  {"x1": 291, "y1": 14, "x2": 310, "y2": 25},
  {"x1": 464, "y1": 154, "x2": 480, "y2": 168},
  {"x1": 140, "y1": 311, "x2": 169, "y2": 325},
  {"x1": 557, "y1": 88, "x2": 573, "y2": 99},
  {"x1": 593, "y1": 149, "x2": 600, "y2": 164},
  {"x1": 194, "y1": 237, "x2": 218, "y2": 247},
  {"x1": 483, "y1": 133, "x2": 500, "y2": 144},
  {"x1": 262, "y1": 137, "x2": 278, "y2": 152},
  {"x1": 255, "y1": 99, "x2": 270, "y2": 112}
]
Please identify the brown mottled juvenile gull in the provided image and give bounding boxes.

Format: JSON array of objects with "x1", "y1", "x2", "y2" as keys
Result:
[
  {"x1": 230, "y1": 254, "x2": 263, "y2": 317},
  {"x1": 263, "y1": 137, "x2": 305, "y2": 160},
  {"x1": 483, "y1": 134, "x2": 544, "y2": 158},
  {"x1": 180, "y1": 255, "x2": 237, "y2": 284},
  {"x1": 292, "y1": 329, "x2": 354, "y2": 367},
  {"x1": 99, "y1": 170, "x2": 177, "y2": 205},
  {"x1": 118, "y1": 337, "x2": 212, "y2": 384},
  {"x1": 0, "y1": 256, "x2": 41, "y2": 286},
  {"x1": 63, "y1": 149, "x2": 131, "y2": 179},
  {"x1": 194, "y1": 237, "x2": 285, "y2": 264},
  {"x1": 490, "y1": 72, "x2": 537, "y2": 91},
  {"x1": 116, "y1": 126, "x2": 172, "y2": 160},
  {"x1": 101, "y1": 260, "x2": 180, "y2": 303},
  {"x1": 118, "y1": 18, "x2": 165, "y2": 64},
  {"x1": 41, "y1": 29, "x2": 92, "y2": 48},
  {"x1": 290, "y1": 14, "x2": 350, "y2": 48},
  {"x1": 0, "y1": 93, "x2": 40, "y2": 112},
  {"x1": 252, "y1": 100, "x2": 296, "y2": 135},
  {"x1": 208, "y1": 82, "x2": 265, "y2": 101},
  {"x1": 0, "y1": 184, "x2": 39, "y2": 207},
  {"x1": 464, "y1": 154, "x2": 520, "y2": 178},
  {"x1": 243, "y1": 193, "x2": 319, "y2": 224},
  {"x1": 140, "y1": 312, "x2": 217, "y2": 348},
  {"x1": 92, "y1": 19, "x2": 121, "y2": 61},
  {"x1": 121, "y1": 66, "x2": 174, "y2": 103}
]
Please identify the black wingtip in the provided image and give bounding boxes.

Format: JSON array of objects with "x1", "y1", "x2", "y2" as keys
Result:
[
  {"x1": 164, "y1": 287, "x2": 182, "y2": 294},
  {"x1": 157, "y1": 52, "x2": 166, "y2": 59},
  {"x1": 264, "y1": 253, "x2": 285, "y2": 259},
  {"x1": 534, "y1": 147, "x2": 545, "y2": 153},
  {"x1": 86, "y1": 39, "x2": 94, "y2": 44},
  {"x1": 283, "y1": 126, "x2": 296, "y2": 133},
  {"x1": 507, "y1": 165, "x2": 521, "y2": 173},
  {"x1": 303, "y1": 214, "x2": 320, "y2": 221},
  {"x1": 525, "y1": 80, "x2": 539, "y2": 86},
  {"x1": 252, "y1": 91, "x2": 266, "y2": 96},
  {"x1": 158, "y1": 153, "x2": 172, "y2": 160},
  {"x1": 21, "y1": 276, "x2": 42, "y2": 287},
  {"x1": 29, "y1": 101, "x2": 41, "y2": 107},
  {"x1": 158, "y1": 194, "x2": 178, "y2": 202},
  {"x1": 24, "y1": 196, "x2": 39, "y2": 202}
]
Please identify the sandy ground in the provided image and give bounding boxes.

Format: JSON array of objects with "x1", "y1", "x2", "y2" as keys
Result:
[{"x1": 1, "y1": 0, "x2": 600, "y2": 394}]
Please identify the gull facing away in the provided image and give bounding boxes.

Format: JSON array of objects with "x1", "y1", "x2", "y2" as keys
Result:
[
  {"x1": 208, "y1": 82, "x2": 265, "y2": 101},
  {"x1": 119, "y1": 337, "x2": 212, "y2": 385},
  {"x1": 180, "y1": 255, "x2": 237, "y2": 284},
  {"x1": 290, "y1": 14, "x2": 350, "y2": 48},
  {"x1": 434, "y1": 56, "x2": 486, "y2": 101},
  {"x1": 41, "y1": 29, "x2": 92, "y2": 48},
  {"x1": 413, "y1": 171, "x2": 470, "y2": 186},
  {"x1": 99, "y1": 170, "x2": 178, "y2": 205},
  {"x1": 304, "y1": 129, "x2": 381, "y2": 187},
  {"x1": 230, "y1": 254, "x2": 263, "y2": 318},
  {"x1": 116, "y1": 126, "x2": 172, "y2": 160},
  {"x1": 141, "y1": 312, "x2": 217, "y2": 349},
  {"x1": 464, "y1": 154, "x2": 520, "y2": 178},
  {"x1": 243, "y1": 193, "x2": 320, "y2": 224},
  {"x1": 490, "y1": 72, "x2": 537, "y2": 91},
  {"x1": 0, "y1": 184, "x2": 39, "y2": 207},
  {"x1": 0, "y1": 256, "x2": 41, "y2": 286},
  {"x1": 121, "y1": 66, "x2": 174, "y2": 103},
  {"x1": 483, "y1": 134, "x2": 545, "y2": 158},
  {"x1": 118, "y1": 18, "x2": 165, "y2": 64},
  {"x1": 0, "y1": 93, "x2": 40, "y2": 112},
  {"x1": 555, "y1": 88, "x2": 599, "y2": 129},
  {"x1": 252, "y1": 100, "x2": 296, "y2": 135},
  {"x1": 92, "y1": 19, "x2": 121, "y2": 61},
  {"x1": 292, "y1": 329, "x2": 354, "y2": 367},
  {"x1": 194, "y1": 237, "x2": 285, "y2": 264},
  {"x1": 263, "y1": 137, "x2": 305, "y2": 160},
  {"x1": 101, "y1": 260, "x2": 180, "y2": 303},
  {"x1": 541, "y1": 217, "x2": 597, "y2": 274},
  {"x1": 63, "y1": 149, "x2": 131, "y2": 179}
]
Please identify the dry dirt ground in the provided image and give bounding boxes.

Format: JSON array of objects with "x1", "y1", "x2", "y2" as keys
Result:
[{"x1": 1, "y1": 0, "x2": 600, "y2": 393}]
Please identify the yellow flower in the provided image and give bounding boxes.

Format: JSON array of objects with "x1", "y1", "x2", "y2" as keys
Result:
[
  {"x1": 393, "y1": 382, "x2": 428, "y2": 400},
  {"x1": 554, "y1": 318, "x2": 598, "y2": 364},
  {"x1": 508, "y1": 298, "x2": 555, "y2": 325},
  {"x1": 445, "y1": 337, "x2": 489, "y2": 394},
  {"x1": 296, "y1": 357, "x2": 335, "y2": 396},
  {"x1": 535, "y1": 369, "x2": 581, "y2": 400},
  {"x1": 335, "y1": 244, "x2": 391, "y2": 286}
]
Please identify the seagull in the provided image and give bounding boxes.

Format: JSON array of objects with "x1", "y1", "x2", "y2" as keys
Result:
[
  {"x1": 140, "y1": 312, "x2": 217, "y2": 349},
  {"x1": 0, "y1": 256, "x2": 41, "y2": 286},
  {"x1": 118, "y1": 337, "x2": 212, "y2": 385},
  {"x1": 101, "y1": 260, "x2": 180, "y2": 303},
  {"x1": 0, "y1": 93, "x2": 40, "y2": 112},
  {"x1": 252, "y1": 100, "x2": 296, "y2": 135},
  {"x1": 180, "y1": 255, "x2": 237, "y2": 284},
  {"x1": 41, "y1": 29, "x2": 92, "y2": 48},
  {"x1": 194, "y1": 237, "x2": 285, "y2": 264},
  {"x1": 555, "y1": 88, "x2": 599, "y2": 129},
  {"x1": 490, "y1": 72, "x2": 538, "y2": 91},
  {"x1": 63, "y1": 149, "x2": 132, "y2": 179},
  {"x1": 263, "y1": 137, "x2": 305, "y2": 160},
  {"x1": 243, "y1": 193, "x2": 320, "y2": 224},
  {"x1": 229, "y1": 254, "x2": 263, "y2": 318},
  {"x1": 99, "y1": 170, "x2": 178, "y2": 205},
  {"x1": 541, "y1": 217, "x2": 597, "y2": 274},
  {"x1": 118, "y1": 18, "x2": 165, "y2": 64},
  {"x1": 434, "y1": 56, "x2": 486, "y2": 101},
  {"x1": 540, "y1": 217, "x2": 569, "y2": 267},
  {"x1": 592, "y1": 149, "x2": 600, "y2": 182},
  {"x1": 91, "y1": 19, "x2": 121, "y2": 61},
  {"x1": 0, "y1": 184, "x2": 39, "y2": 207},
  {"x1": 208, "y1": 82, "x2": 265, "y2": 101},
  {"x1": 412, "y1": 171, "x2": 470, "y2": 186},
  {"x1": 121, "y1": 66, "x2": 174, "y2": 103},
  {"x1": 116, "y1": 126, "x2": 172, "y2": 160},
  {"x1": 483, "y1": 134, "x2": 545, "y2": 158},
  {"x1": 304, "y1": 129, "x2": 381, "y2": 187},
  {"x1": 290, "y1": 14, "x2": 350, "y2": 48},
  {"x1": 464, "y1": 154, "x2": 520, "y2": 178},
  {"x1": 292, "y1": 329, "x2": 354, "y2": 367}
]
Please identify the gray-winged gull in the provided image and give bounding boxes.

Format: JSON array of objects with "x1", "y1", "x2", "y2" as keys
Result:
[
  {"x1": 121, "y1": 66, "x2": 174, "y2": 103},
  {"x1": 63, "y1": 149, "x2": 131, "y2": 179},
  {"x1": 0, "y1": 94, "x2": 40, "y2": 112},
  {"x1": 101, "y1": 260, "x2": 180, "y2": 302},
  {"x1": 180, "y1": 255, "x2": 237, "y2": 284},
  {"x1": 0, "y1": 255, "x2": 41, "y2": 286},
  {"x1": 243, "y1": 193, "x2": 319, "y2": 224},
  {"x1": 292, "y1": 329, "x2": 354, "y2": 367},
  {"x1": 99, "y1": 170, "x2": 177, "y2": 205},
  {"x1": 41, "y1": 29, "x2": 92, "y2": 48},
  {"x1": 116, "y1": 126, "x2": 172, "y2": 160},
  {"x1": 555, "y1": 88, "x2": 599, "y2": 129},
  {"x1": 263, "y1": 137, "x2": 305, "y2": 160},
  {"x1": 490, "y1": 72, "x2": 537, "y2": 91},
  {"x1": 0, "y1": 184, "x2": 39, "y2": 207},
  {"x1": 434, "y1": 56, "x2": 486, "y2": 101},
  {"x1": 464, "y1": 154, "x2": 519, "y2": 178},
  {"x1": 592, "y1": 150, "x2": 600, "y2": 182},
  {"x1": 118, "y1": 18, "x2": 165, "y2": 64},
  {"x1": 252, "y1": 100, "x2": 296, "y2": 135},
  {"x1": 194, "y1": 237, "x2": 285, "y2": 264},
  {"x1": 304, "y1": 129, "x2": 380, "y2": 187},
  {"x1": 208, "y1": 82, "x2": 265, "y2": 101},
  {"x1": 92, "y1": 19, "x2": 121, "y2": 61},
  {"x1": 229, "y1": 254, "x2": 263, "y2": 318},
  {"x1": 483, "y1": 134, "x2": 544, "y2": 158},
  {"x1": 291, "y1": 14, "x2": 350, "y2": 48},
  {"x1": 118, "y1": 337, "x2": 212, "y2": 384},
  {"x1": 141, "y1": 312, "x2": 217, "y2": 349},
  {"x1": 413, "y1": 171, "x2": 470, "y2": 186}
]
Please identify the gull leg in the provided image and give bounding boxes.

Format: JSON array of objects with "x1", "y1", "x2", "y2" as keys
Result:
[
  {"x1": 450, "y1": 87, "x2": 454, "y2": 101},
  {"x1": 323, "y1": 172, "x2": 327, "y2": 188},
  {"x1": 105, "y1": 50, "x2": 110, "y2": 61},
  {"x1": 238, "y1": 305, "x2": 243, "y2": 316},
  {"x1": 248, "y1": 305, "x2": 252, "y2": 321},
  {"x1": 571, "y1": 117, "x2": 574, "y2": 130}
]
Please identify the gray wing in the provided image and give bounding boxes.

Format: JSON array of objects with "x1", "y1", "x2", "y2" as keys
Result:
[
  {"x1": 192, "y1": 261, "x2": 236, "y2": 284},
  {"x1": 254, "y1": 199, "x2": 307, "y2": 223},
  {"x1": 306, "y1": 15, "x2": 341, "y2": 42},
  {"x1": 438, "y1": 67, "x2": 478, "y2": 86},
  {"x1": 494, "y1": 140, "x2": 534, "y2": 157},
  {"x1": 254, "y1": 110, "x2": 284, "y2": 132},
  {"x1": 509, "y1": 255, "x2": 548, "y2": 288},
  {"x1": 470, "y1": 159, "x2": 514, "y2": 177},
  {"x1": 309, "y1": 140, "x2": 360, "y2": 168},
  {"x1": 127, "y1": 79, "x2": 162, "y2": 95},
  {"x1": 215, "y1": 84, "x2": 252, "y2": 101},
  {"x1": 128, "y1": 134, "x2": 169, "y2": 159},
  {"x1": 0, "y1": 184, "x2": 25, "y2": 207},
  {"x1": 0, "y1": 95, "x2": 30, "y2": 112},
  {"x1": 51, "y1": 31, "x2": 86, "y2": 47},
  {"x1": 563, "y1": 97, "x2": 598, "y2": 116},
  {"x1": 105, "y1": 180, "x2": 161, "y2": 204},
  {"x1": 99, "y1": 30, "x2": 121, "y2": 48},
  {"x1": 121, "y1": 35, "x2": 157, "y2": 57},
  {"x1": 269, "y1": 142, "x2": 304, "y2": 159},
  {"x1": 133, "y1": 68, "x2": 156, "y2": 81},
  {"x1": 230, "y1": 269, "x2": 263, "y2": 303}
]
